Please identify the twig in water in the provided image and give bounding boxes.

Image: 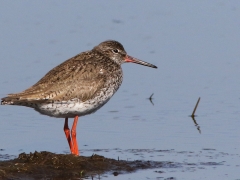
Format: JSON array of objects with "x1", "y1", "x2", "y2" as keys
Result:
[
  {"x1": 191, "y1": 97, "x2": 200, "y2": 117},
  {"x1": 148, "y1": 93, "x2": 154, "y2": 105}
]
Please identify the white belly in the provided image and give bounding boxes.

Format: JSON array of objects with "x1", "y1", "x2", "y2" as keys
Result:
[
  {"x1": 35, "y1": 100, "x2": 104, "y2": 118},
  {"x1": 34, "y1": 85, "x2": 119, "y2": 118}
]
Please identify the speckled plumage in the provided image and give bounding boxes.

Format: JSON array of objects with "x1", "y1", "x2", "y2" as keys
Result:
[
  {"x1": 1, "y1": 40, "x2": 157, "y2": 155},
  {"x1": 1, "y1": 41, "x2": 125, "y2": 117},
  {"x1": 1, "y1": 40, "x2": 157, "y2": 118}
]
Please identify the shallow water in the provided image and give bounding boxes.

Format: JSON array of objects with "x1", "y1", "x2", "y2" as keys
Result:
[{"x1": 1, "y1": 1, "x2": 240, "y2": 179}]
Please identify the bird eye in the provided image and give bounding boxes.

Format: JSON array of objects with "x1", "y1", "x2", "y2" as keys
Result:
[{"x1": 112, "y1": 49, "x2": 119, "y2": 53}]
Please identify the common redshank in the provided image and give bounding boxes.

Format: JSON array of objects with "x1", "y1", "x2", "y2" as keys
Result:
[{"x1": 1, "y1": 40, "x2": 157, "y2": 155}]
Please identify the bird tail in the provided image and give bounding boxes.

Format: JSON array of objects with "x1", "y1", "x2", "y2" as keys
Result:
[
  {"x1": 1, "y1": 96, "x2": 42, "y2": 109},
  {"x1": 1, "y1": 96, "x2": 20, "y2": 105},
  {"x1": 1, "y1": 93, "x2": 49, "y2": 107}
]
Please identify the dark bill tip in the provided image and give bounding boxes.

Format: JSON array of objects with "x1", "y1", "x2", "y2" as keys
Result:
[{"x1": 125, "y1": 55, "x2": 157, "y2": 69}]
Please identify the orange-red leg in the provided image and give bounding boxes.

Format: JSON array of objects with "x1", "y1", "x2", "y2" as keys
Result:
[
  {"x1": 71, "y1": 116, "x2": 79, "y2": 155},
  {"x1": 64, "y1": 118, "x2": 74, "y2": 154},
  {"x1": 63, "y1": 116, "x2": 79, "y2": 155}
]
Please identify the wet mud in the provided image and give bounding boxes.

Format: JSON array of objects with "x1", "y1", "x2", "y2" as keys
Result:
[
  {"x1": 0, "y1": 151, "x2": 178, "y2": 179},
  {"x1": 0, "y1": 148, "x2": 228, "y2": 179}
]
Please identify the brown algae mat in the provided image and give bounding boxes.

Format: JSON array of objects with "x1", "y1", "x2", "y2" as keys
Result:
[{"x1": 0, "y1": 151, "x2": 178, "y2": 179}]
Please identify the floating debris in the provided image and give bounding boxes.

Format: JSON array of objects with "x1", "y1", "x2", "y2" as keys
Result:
[{"x1": 148, "y1": 93, "x2": 154, "y2": 105}]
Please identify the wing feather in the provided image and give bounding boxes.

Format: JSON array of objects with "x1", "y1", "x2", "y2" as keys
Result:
[{"x1": 2, "y1": 51, "x2": 110, "y2": 104}]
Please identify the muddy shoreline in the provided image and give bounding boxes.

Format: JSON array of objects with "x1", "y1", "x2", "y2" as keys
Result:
[{"x1": 0, "y1": 151, "x2": 178, "y2": 179}]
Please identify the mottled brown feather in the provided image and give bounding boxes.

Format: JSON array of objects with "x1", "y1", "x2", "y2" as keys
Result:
[{"x1": 3, "y1": 50, "x2": 120, "y2": 103}]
